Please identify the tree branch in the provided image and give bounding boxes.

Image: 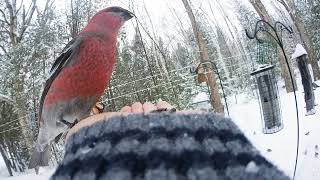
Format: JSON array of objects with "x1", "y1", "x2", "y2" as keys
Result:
[
  {"x1": 276, "y1": 0, "x2": 283, "y2": 5},
  {"x1": 4, "y1": 0, "x2": 14, "y2": 19},
  {"x1": 15, "y1": 0, "x2": 24, "y2": 16},
  {"x1": 25, "y1": 0, "x2": 33, "y2": 18},
  {"x1": 0, "y1": 44, "x2": 8, "y2": 54},
  {"x1": 276, "y1": 0, "x2": 291, "y2": 13},
  {"x1": 17, "y1": 0, "x2": 36, "y2": 43},
  {"x1": 0, "y1": 19, "x2": 8, "y2": 25},
  {"x1": 24, "y1": 0, "x2": 37, "y2": 27},
  {"x1": 0, "y1": 30, "x2": 10, "y2": 35},
  {"x1": 0, "y1": 9, "x2": 10, "y2": 25}
]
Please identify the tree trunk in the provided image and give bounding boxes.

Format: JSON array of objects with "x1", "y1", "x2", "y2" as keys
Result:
[
  {"x1": 249, "y1": 0, "x2": 297, "y2": 93},
  {"x1": 278, "y1": 0, "x2": 320, "y2": 80},
  {"x1": 107, "y1": 88, "x2": 116, "y2": 112},
  {"x1": 205, "y1": 2, "x2": 232, "y2": 84},
  {"x1": 0, "y1": 142, "x2": 13, "y2": 176},
  {"x1": 182, "y1": 0, "x2": 224, "y2": 114},
  {"x1": 12, "y1": 65, "x2": 33, "y2": 158}
]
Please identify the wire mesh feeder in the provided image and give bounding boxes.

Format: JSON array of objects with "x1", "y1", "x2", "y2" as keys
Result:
[
  {"x1": 255, "y1": 41, "x2": 277, "y2": 65},
  {"x1": 251, "y1": 64, "x2": 283, "y2": 134}
]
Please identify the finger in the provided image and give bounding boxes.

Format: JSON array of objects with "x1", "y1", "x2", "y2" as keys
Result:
[
  {"x1": 91, "y1": 107, "x2": 100, "y2": 115},
  {"x1": 131, "y1": 102, "x2": 143, "y2": 113},
  {"x1": 120, "y1": 106, "x2": 132, "y2": 113},
  {"x1": 143, "y1": 102, "x2": 157, "y2": 113},
  {"x1": 156, "y1": 101, "x2": 174, "y2": 110}
]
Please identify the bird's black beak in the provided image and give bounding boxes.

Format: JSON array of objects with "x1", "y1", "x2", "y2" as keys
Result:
[{"x1": 122, "y1": 10, "x2": 134, "y2": 21}]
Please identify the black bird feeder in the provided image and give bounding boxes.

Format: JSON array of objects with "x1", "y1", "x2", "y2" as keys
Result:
[
  {"x1": 246, "y1": 20, "x2": 300, "y2": 179},
  {"x1": 251, "y1": 64, "x2": 283, "y2": 134}
]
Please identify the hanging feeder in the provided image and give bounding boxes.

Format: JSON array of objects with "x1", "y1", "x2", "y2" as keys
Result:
[
  {"x1": 292, "y1": 44, "x2": 316, "y2": 115},
  {"x1": 251, "y1": 64, "x2": 283, "y2": 134},
  {"x1": 193, "y1": 63, "x2": 209, "y2": 84}
]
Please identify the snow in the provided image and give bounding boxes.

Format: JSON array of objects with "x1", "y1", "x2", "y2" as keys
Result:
[
  {"x1": 229, "y1": 80, "x2": 320, "y2": 179},
  {"x1": 1, "y1": 81, "x2": 320, "y2": 180},
  {"x1": 292, "y1": 44, "x2": 308, "y2": 59},
  {"x1": 192, "y1": 92, "x2": 209, "y2": 103},
  {"x1": 0, "y1": 156, "x2": 55, "y2": 180},
  {"x1": 251, "y1": 64, "x2": 275, "y2": 75},
  {"x1": 189, "y1": 92, "x2": 211, "y2": 110},
  {"x1": 0, "y1": 156, "x2": 8, "y2": 177}
]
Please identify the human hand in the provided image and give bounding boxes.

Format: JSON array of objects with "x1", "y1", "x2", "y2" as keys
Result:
[{"x1": 66, "y1": 101, "x2": 175, "y2": 140}]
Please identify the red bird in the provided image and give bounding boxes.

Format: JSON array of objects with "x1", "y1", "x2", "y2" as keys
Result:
[{"x1": 28, "y1": 7, "x2": 133, "y2": 169}]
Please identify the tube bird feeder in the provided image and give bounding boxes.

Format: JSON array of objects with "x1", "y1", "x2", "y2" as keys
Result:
[{"x1": 251, "y1": 64, "x2": 283, "y2": 134}]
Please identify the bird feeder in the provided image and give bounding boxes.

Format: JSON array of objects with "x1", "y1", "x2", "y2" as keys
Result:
[
  {"x1": 191, "y1": 63, "x2": 209, "y2": 84},
  {"x1": 292, "y1": 44, "x2": 316, "y2": 115},
  {"x1": 251, "y1": 64, "x2": 283, "y2": 134}
]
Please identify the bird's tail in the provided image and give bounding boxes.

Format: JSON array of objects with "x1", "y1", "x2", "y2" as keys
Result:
[{"x1": 28, "y1": 144, "x2": 51, "y2": 169}]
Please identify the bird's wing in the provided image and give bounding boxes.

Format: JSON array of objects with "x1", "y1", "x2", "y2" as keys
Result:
[
  {"x1": 49, "y1": 37, "x2": 83, "y2": 74},
  {"x1": 38, "y1": 37, "x2": 83, "y2": 124}
]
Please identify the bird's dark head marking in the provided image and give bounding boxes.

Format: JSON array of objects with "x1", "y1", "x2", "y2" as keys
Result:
[
  {"x1": 104, "y1": 6, "x2": 134, "y2": 21},
  {"x1": 86, "y1": 6, "x2": 134, "y2": 32}
]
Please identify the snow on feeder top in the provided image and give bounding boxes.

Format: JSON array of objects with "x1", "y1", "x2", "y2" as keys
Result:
[
  {"x1": 251, "y1": 64, "x2": 283, "y2": 134},
  {"x1": 291, "y1": 44, "x2": 307, "y2": 59}
]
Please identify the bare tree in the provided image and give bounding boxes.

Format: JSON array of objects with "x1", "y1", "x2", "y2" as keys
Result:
[
  {"x1": 0, "y1": 140, "x2": 13, "y2": 176},
  {"x1": 0, "y1": 0, "x2": 38, "y2": 156},
  {"x1": 67, "y1": 0, "x2": 94, "y2": 38},
  {"x1": 0, "y1": 0, "x2": 61, "y2": 173},
  {"x1": 0, "y1": 0, "x2": 37, "y2": 46},
  {"x1": 182, "y1": 0, "x2": 224, "y2": 114}
]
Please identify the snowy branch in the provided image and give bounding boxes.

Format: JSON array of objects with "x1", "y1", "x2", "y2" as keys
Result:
[
  {"x1": 17, "y1": 0, "x2": 37, "y2": 43},
  {"x1": 15, "y1": 0, "x2": 24, "y2": 16},
  {"x1": 0, "y1": 44, "x2": 8, "y2": 54},
  {"x1": 0, "y1": 94, "x2": 14, "y2": 104},
  {"x1": 0, "y1": 9, "x2": 10, "y2": 25}
]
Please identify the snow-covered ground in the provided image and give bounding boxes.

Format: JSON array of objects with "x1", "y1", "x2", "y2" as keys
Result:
[
  {"x1": 1, "y1": 81, "x2": 319, "y2": 180},
  {"x1": 229, "y1": 81, "x2": 320, "y2": 180},
  {"x1": 0, "y1": 157, "x2": 55, "y2": 180}
]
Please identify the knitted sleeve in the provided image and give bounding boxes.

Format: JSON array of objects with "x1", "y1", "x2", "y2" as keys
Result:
[{"x1": 51, "y1": 113, "x2": 289, "y2": 180}]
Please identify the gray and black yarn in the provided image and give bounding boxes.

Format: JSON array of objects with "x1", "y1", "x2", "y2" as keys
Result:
[{"x1": 51, "y1": 113, "x2": 289, "y2": 180}]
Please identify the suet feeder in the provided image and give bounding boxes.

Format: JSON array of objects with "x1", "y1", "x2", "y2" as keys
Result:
[
  {"x1": 193, "y1": 63, "x2": 209, "y2": 84},
  {"x1": 251, "y1": 64, "x2": 283, "y2": 134}
]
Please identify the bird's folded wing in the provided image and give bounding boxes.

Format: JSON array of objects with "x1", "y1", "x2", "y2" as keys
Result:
[{"x1": 38, "y1": 36, "x2": 84, "y2": 123}]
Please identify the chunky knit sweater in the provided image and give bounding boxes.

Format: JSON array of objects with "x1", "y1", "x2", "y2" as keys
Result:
[{"x1": 51, "y1": 113, "x2": 289, "y2": 180}]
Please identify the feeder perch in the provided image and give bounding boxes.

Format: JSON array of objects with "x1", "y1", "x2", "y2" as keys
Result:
[{"x1": 251, "y1": 64, "x2": 283, "y2": 134}]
